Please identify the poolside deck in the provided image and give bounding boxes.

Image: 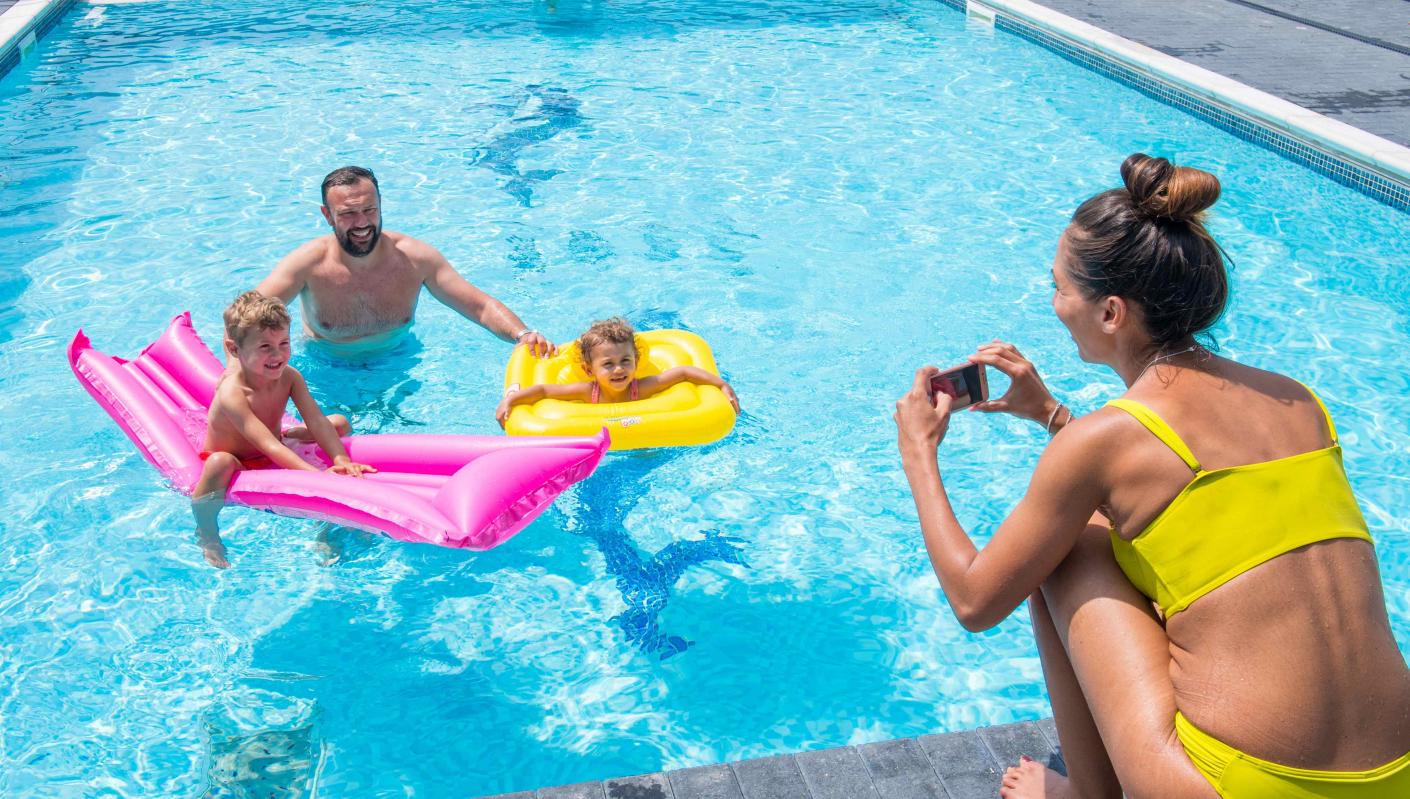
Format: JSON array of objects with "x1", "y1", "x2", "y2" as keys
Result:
[
  {"x1": 480, "y1": 719, "x2": 1063, "y2": 799},
  {"x1": 1031, "y1": 0, "x2": 1410, "y2": 148}
]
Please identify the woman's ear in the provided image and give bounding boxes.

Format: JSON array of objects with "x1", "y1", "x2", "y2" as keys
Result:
[{"x1": 1100, "y1": 295, "x2": 1129, "y2": 334}]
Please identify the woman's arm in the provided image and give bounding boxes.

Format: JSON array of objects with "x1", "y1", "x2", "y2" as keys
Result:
[
  {"x1": 968, "y1": 341, "x2": 1075, "y2": 435},
  {"x1": 896, "y1": 367, "x2": 1110, "y2": 631}
]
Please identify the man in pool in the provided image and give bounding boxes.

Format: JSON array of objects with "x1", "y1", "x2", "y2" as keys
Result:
[{"x1": 256, "y1": 166, "x2": 554, "y2": 356}]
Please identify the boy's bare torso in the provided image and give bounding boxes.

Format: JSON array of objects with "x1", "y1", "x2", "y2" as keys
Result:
[{"x1": 202, "y1": 369, "x2": 298, "y2": 458}]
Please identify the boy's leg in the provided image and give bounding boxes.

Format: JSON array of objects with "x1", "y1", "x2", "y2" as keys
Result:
[
  {"x1": 191, "y1": 453, "x2": 239, "y2": 569},
  {"x1": 1004, "y1": 517, "x2": 1217, "y2": 799},
  {"x1": 284, "y1": 414, "x2": 351, "y2": 442}
]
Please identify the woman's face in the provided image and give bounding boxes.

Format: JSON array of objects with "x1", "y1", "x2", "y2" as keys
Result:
[{"x1": 1051, "y1": 231, "x2": 1108, "y2": 363}]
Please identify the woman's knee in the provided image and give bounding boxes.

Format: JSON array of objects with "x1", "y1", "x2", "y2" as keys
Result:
[
  {"x1": 1041, "y1": 519, "x2": 1135, "y2": 616},
  {"x1": 328, "y1": 414, "x2": 351, "y2": 435}
]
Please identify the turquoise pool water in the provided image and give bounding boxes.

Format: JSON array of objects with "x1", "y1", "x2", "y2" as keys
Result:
[{"x1": 3, "y1": 0, "x2": 1408, "y2": 795}]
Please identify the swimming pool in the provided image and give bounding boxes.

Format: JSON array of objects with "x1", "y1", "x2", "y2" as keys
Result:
[{"x1": 2, "y1": 0, "x2": 1407, "y2": 795}]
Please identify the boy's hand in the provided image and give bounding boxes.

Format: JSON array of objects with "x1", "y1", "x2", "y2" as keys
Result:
[
  {"x1": 495, "y1": 398, "x2": 513, "y2": 428},
  {"x1": 721, "y1": 382, "x2": 741, "y2": 413},
  {"x1": 328, "y1": 456, "x2": 377, "y2": 477}
]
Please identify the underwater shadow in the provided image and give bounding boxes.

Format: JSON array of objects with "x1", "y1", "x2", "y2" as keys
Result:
[
  {"x1": 561, "y1": 446, "x2": 748, "y2": 660},
  {"x1": 468, "y1": 84, "x2": 587, "y2": 207}
]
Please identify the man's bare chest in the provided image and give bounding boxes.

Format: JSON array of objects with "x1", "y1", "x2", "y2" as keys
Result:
[{"x1": 303, "y1": 257, "x2": 422, "y2": 329}]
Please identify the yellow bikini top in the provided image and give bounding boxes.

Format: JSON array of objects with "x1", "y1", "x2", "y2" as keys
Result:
[{"x1": 1106, "y1": 390, "x2": 1372, "y2": 618}]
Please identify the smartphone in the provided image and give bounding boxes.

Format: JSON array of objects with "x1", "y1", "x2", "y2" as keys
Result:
[{"x1": 928, "y1": 362, "x2": 988, "y2": 410}]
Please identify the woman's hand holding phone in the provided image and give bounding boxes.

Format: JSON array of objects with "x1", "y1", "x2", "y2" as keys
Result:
[
  {"x1": 966, "y1": 340, "x2": 1060, "y2": 425},
  {"x1": 895, "y1": 366, "x2": 953, "y2": 464}
]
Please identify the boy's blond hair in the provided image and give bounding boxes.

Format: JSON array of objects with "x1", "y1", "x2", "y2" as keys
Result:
[
  {"x1": 578, "y1": 317, "x2": 637, "y2": 369},
  {"x1": 223, "y1": 291, "x2": 291, "y2": 346}
]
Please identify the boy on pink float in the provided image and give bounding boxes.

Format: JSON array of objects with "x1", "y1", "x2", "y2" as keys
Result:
[
  {"x1": 495, "y1": 317, "x2": 740, "y2": 426},
  {"x1": 192, "y1": 291, "x2": 375, "y2": 569}
]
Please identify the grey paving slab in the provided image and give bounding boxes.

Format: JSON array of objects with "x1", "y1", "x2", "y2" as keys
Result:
[
  {"x1": 795, "y1": 745, "x2": 881, "y2": 799},
  {"x1": 604, "y1": 773, "x2": 675, "y2": 799},
  {"x1": 505, "y1": 721, "x2": 1064, "y2": 799},
  {"x1": 856, "y1": 738, "x2": 948, "y2": 799},
  {"x1": 667, "y1": 764, "x2": 744, "y2": 799},
  {"x1": 978, "y1": 721, "x2": 1061, "y2": 772},
  {"x1": 1035, "y1": 717, "x2": 1060, "y2": 749},
  {"x1": 1031, "y1": 0, "x2": 1410, "y2": 146},
  {"x1": 483, "y1": 793, "x2": 535, "y2": 799},
  {"x1": 918, "y1": 730, "x2": 1002, "y2": 799},
  {"x1": 730, "y1": 755, "x2": 811, "y2": 799},
  {"x1": 539, "y1": 782, "x2": 608, "y2": 799}
]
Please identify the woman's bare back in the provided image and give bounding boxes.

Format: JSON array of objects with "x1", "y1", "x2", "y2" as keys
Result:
[{"x1": 1101, "y1": 358, "x2": 1410, "y2": 770}]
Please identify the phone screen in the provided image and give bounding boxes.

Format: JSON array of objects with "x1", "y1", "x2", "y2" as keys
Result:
[{"x1": 929, "y1": 363, "x2": 987, "y2": 410}]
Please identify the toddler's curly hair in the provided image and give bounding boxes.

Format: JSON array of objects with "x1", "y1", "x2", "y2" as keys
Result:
[
  {"x1": 578, "y1": 317, "x2": 637, "y2": 369},
  {"x1": 223, "y1": 290, "x2": 291, "y2": 346}
]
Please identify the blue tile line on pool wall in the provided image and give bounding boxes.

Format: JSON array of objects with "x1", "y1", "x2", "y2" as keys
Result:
[
  {"x1": 0, "y1": 0, "x2": 76, "y2": 80},
  {"x1": 937, "y1": 0, "x2": 1410, "y2": 214}
]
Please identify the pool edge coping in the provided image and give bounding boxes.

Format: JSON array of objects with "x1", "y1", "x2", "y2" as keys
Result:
[
  {"x1": 0, "y1": 0, "x2": 75, "y2": 78},
  {"x1": 954, "y1": 0, "x2": 1410, "y2": 209}
]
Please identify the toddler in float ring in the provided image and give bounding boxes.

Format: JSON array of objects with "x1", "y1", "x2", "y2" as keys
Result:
[
  {"x1": 192, "y1": 291, "x2": 375, "y2": 568},
  {"x1": 495, "y1": 317, "x2": 740, "y2": 427}
]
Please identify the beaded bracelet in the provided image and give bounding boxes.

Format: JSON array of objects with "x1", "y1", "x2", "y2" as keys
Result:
[{"x1": 1045, "y1": 402, "x2": 1067, "y2": 436}]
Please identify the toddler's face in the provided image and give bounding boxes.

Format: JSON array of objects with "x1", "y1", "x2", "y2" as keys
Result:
[
  {"x1": 230, "y1": 326, "x2": 292, "y2": 382},
  {"x1": 586, "y1": 341, "x2": 637, "y2": 392}
]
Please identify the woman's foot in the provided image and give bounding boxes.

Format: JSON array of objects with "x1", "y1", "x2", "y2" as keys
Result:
[{"x1": 1001, "y1": 755, "x2": 1074, "y2": 799}]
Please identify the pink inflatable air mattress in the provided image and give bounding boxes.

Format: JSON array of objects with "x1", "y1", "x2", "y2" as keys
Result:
[{"x1": 69, "y1": 313, "x2": 609, "y2": 550}]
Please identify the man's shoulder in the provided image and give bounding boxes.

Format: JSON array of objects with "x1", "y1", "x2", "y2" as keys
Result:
[
  {"x1": 385, "y1": 231, "x2": 445, "y2": 265},
  {"x1": 278, "y1": 235, "x2": 336, "y2": 270}
]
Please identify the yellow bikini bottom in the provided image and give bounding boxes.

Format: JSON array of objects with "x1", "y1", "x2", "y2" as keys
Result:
[{"x1": 1175, "y1": 712, "x2": 1410, "y2": 798}]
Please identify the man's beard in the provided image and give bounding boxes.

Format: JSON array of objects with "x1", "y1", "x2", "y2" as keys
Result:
[{"x1": 336, "y1": 224, "x2": 381, "y2": 257}]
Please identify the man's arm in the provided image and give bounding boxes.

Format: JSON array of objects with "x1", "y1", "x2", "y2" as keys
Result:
[
  {"x1": 256, "y1": 240, "x2": 322, "y2": 305},
  {"x1": 416, "y1": 241, "x2": 555, "y2": 356}
]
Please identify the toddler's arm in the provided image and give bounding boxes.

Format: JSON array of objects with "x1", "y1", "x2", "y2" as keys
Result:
[
  {"x1": 640, "y1": 367, "x2": 740, "y2": 412},
  {"x1": 289, "y1": 371, "x2": 377, "y2": 477},
  {"x1": 495, "y1": 382, "x2": 594, "y2": 427}
]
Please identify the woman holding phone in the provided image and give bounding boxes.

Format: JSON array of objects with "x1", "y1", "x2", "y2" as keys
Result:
[{"x1": 894, "y1": 153, "x2": 1410, "y2": 798}]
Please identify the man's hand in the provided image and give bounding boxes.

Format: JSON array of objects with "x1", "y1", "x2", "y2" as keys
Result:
[{"x1": 518, "y1": 331, "x2": 556, "y2": 358}]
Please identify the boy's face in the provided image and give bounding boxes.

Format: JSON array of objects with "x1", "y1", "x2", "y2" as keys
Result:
[
  {"x1": 228, "y1": 326, "x2": 292, "y2": 381},
  {"x1": 585, "y1": 341, "x2": 637, "y2": 392}
]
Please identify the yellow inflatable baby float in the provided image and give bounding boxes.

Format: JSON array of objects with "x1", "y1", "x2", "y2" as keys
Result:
[{"x1": 502, "y1": 329, "x2": 736, "y2": 451}]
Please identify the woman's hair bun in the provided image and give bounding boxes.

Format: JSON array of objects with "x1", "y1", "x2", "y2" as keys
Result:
[{"x1": 1120, "y1": 153, "x2": 1220, "y2": 222}]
